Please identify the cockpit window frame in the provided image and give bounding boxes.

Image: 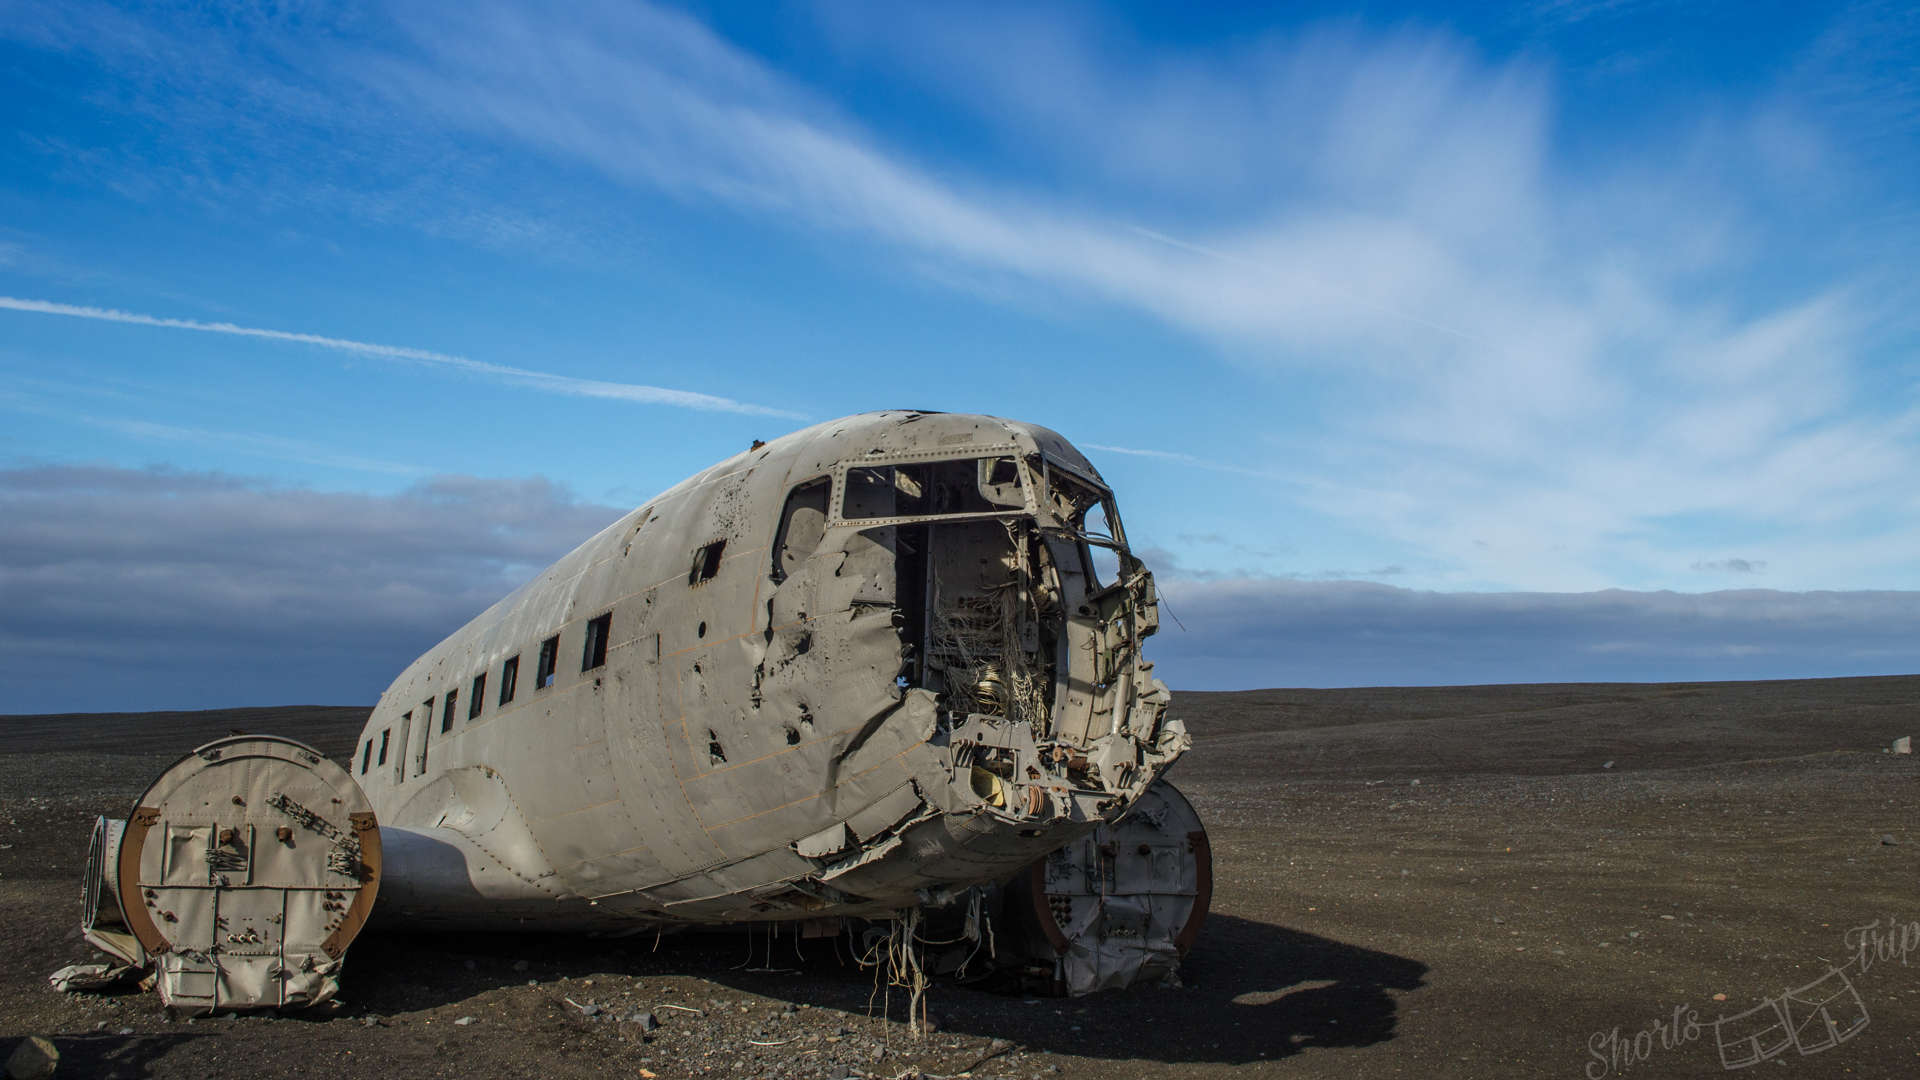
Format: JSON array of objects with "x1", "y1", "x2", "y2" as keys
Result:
[
  {"x1": 826, "y1": 445, "x2": 1036, "y2": 527},
  {"x1": 1038, "y1": 457, "x2": 1126, "y2": 548},
  {"x1": 1037, "y1": 456, "x2": 1133, "y2": 593}
]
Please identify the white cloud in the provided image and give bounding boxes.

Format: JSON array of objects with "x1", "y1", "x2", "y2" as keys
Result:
[
  {"x1": 335, "y1": 3, "x2": 1919, "y2": 591},
  {"x1": 0, "y1": 296, "x2": 805, "y2": 419},
  {"x1": 8, "y1": 3, "x2": 1916, "y2": 592}
]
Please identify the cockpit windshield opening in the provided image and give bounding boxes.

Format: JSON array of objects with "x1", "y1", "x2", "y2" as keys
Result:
[
  {"x1": 842, "y1": 456, "x2": 1025, "y2": 520},
  {"x1": 1039, "y1": 461, "x2": 1125, "y2": 589}
]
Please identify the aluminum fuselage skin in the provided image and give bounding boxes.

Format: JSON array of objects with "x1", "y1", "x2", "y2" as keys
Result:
[{"x1": 354, "y1": 411, "x2": 1184, "y2": 929}]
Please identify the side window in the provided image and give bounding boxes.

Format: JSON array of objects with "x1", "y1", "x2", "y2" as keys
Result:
[
  {"x1": 536, "y1": 635, "x2": 559, "y2": 689},
  {"x1": 395, "y1": 710, "x2": 413, "y2": 784},
  {"x1": 841, "y1": 466, "x2": 896, "y2": 519},
  {"x1": 500, "y1": 655, "x2": 519, "y2": 705},
  {"x1": 772, "y1": 477, "x2": 830, "y2": 583},
  {"x1": 1084, "y1": 500, "x2": 1120, "y2": 588},
  {"x1": 689, "y1": 539, "x2": 726, "y2": 586},
  {"x1": 441, "y1": 691, "x2": 458, "y2": 733},
  {"x1": 416, "y1": 700, "x2": 433, "y2": 776},
  {"x1": 469, "y1": 673, "x2": 486, "y2": 719},
  {"x1": 377, "y1": 728, "x2": 390, "y2": 766},
  {"x1": 360, "y1": 738, "x2": 372, "y2": 775},
  {"x1": 582, "y1": 613, "x2": 611, "y2": 671}
]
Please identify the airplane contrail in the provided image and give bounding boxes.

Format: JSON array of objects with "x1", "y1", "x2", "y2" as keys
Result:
[
  {"x1": 1085, "y1": 441, "x2": 1289, "y2": 480},
  {"x1": 0, "y1": 296, "x2": 806, "y2": 419}
]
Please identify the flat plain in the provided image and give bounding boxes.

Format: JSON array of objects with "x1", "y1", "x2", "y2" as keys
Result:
[{"x1": 3, "y1": 676, "x2": 1917, "y2": 1078}]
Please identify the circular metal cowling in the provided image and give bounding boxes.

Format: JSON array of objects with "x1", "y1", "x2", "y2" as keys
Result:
[
  {"x1": 1017, "y1": 778, "x2": 1212, "y2": 994},
  {"x1": 115, "y1": 735, "x2": 380, "y2": 1011}
]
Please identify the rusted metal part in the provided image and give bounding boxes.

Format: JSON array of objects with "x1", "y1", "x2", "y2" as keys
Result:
[
  {"x1": 1174, "y1": 828, "x2": 1214, "y2": 956},
  {"x1": 321, "y1": 813, "x2": 382, "y2": 959},
  {"x1": 115, "y1": 807, "x2": 170, "y2": 957}
]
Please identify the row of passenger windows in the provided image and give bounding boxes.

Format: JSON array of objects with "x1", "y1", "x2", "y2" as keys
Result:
[{"x1": 358, "y1": 611, "x2": 613, "y2": 778}]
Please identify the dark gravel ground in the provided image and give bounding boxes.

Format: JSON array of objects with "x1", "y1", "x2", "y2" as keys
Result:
[{"x1": 3, "y1": 676, "x2": 1919, "y2": 1078}]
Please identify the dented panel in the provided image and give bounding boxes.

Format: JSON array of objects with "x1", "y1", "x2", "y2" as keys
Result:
[{"x1": 333, "y1": 412, "x2": 1187, "y2": 933}]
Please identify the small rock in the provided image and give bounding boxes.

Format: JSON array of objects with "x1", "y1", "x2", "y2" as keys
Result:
[
  {"x1": 1491, "y1": 916, "x2": 1505, "y2": 925},
  {"x1": 988, "y1": 1038, "x2": 1013, "y2": 1053},
  {"x1": 454, "y1": 1017, "x2": 476, "y2": 1027},
  {"x1": 6, "y1": 1036, "x2": 59, "y2": 1080},
  {"x1": 632, "y1": 1011, "x2": 659, "y2": 1031},
  {"x1": 1601, "y1": 761, "x2": 1614, "y2": 770},
  {"x1": 1881, "y1": 834, "x2": 1899, "y2": 846},
  {"x1": 1409, "y1": 779, "x2": 1420, "y2": 786},
  {"x1": 1893, "y1": 736, "x2": 1911, "y2": 755}
]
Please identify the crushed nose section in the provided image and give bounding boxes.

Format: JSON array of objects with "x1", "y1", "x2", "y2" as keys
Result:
[
  {"x1": 78, "y1": 735, "x2": 380, "y2": 1013},
  {"x1": 916, "y1": 458, "x2": 1187, "y2": 826}
]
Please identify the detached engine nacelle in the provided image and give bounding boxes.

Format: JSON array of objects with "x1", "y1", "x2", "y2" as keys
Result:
[{"x1": 79, "y1": 736, "x2": 379, "y2": 1012}]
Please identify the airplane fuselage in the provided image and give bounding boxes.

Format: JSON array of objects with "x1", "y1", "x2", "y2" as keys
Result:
[{"x1": 351, "y1": 411, "x2": 1186, "y2": 928}]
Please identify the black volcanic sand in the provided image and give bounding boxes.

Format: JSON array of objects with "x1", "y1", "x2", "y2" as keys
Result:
[{"x1": 3, "y1": 677, "x2": 1918, "y2": 1078}]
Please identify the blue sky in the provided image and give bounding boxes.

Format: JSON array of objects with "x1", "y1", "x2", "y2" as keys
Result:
[{"x1": 1, "y1": 1, "x2": 1916, "y2": 710}]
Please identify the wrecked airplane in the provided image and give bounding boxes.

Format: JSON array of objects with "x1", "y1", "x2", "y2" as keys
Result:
[{"x1": 76, "y1": 410, "x2": 1208, "y2": 1010}]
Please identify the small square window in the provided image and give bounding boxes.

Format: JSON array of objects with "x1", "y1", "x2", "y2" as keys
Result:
[
  {"x1": 500, "y1": 655, "x2": 519, "y2": 704},
  {"x1": 689, "y1": 539, "x2": 726, "y2": 585},
  {"x1": 470, "y1": 673, "x2": 486, "y2": 719},
  {"x1": 442, "y1": 690, "x2": 458, "y2": 733},
  {"x1": 537, "y1": 635, "x2": 559, "y2": 689},
  {"x1": 582, "y1": 612, "x2": 611, "y2": 671}
]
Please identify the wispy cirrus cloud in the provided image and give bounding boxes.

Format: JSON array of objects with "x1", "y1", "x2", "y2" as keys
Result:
[
  {"x1": 0, "y1": 297, "x2": 804, "y2": 419},
  {"x1": 336, "y1": 2, "x2": 1919, "y2": 591},
  {"x1": 0, "y1": 386, "x2": 427, "y2": 476},
  {"x1": 7, "y1": 2, "x2": 1918, "y2": 592},
  {"x1": 1083, "y1": 443, "x2": 1284, "y2": 480}
]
